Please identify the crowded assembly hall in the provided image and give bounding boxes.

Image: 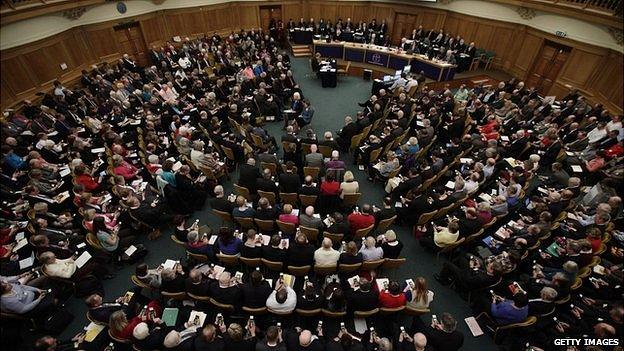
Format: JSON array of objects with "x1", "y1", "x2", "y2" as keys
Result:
[{"x1": 0, "y1": 1, "x2": 622, "y2": 351}]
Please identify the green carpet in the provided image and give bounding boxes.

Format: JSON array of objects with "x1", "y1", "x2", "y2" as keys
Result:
[{"x1": 56, "y1": 57, "x2": 497, "y2": 351}]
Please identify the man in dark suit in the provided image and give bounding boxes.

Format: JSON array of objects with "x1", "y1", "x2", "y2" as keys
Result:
[
  {"x1": 256, "y1": 168, "x2": 279, "y2": 196},
  {"x1": 279, "y1": 162, "x2": 301, "y2": 193},
  {"x1": 374, "y1": 197, "x2": 397, "y2": 223},
  {"x1": 238, "y1": 158, "x2": 261, "y2": 194},
  {"x1": 287, "y1": 234, "x2": 315, "y2": 266},
  {"x1": 435, "y1": 257, "x2": 503, "y2": 292},
  {"x1": 85, "y1": 293, "x2": 134, "y2": 324},
  {"x1": 391, "y1": 168, "x2": 422, "y2": 201},
  {"x1": 299, "y1": 176, "x2": 320, "y2": 196},
  {"x1": 528, "y1": 287, "x2": 557, "y2": 316},
  {"x1": 240, "y1": 270, "x2": 273, "y2": 309},
  {"x1": 347, "y1": 278, "x2": 379, "y2": 312},
  {"x1": 336, "y1": 116, "x2": 360, "y2": 152},
  {"x1": 505, "y1": 130, "x2": 528, "y2": 157},
  {"x1": 396, "y1": 193, "x2": 429, "y2": 226},
  {"x1": 185, "y1": 269, "x2": 210, "y2": 297},
  {"x1": 209, "y1": 185, "x2": 235, "y2": 213},
  {"x1": 457, "y1": 207, "x2": 481, "y2": 237},
  {"x1": 208, "y1": 272, "x2": 241, "y2": 307}
]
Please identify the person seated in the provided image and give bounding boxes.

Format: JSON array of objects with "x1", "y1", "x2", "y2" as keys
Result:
[
  {"x1": 255, "y1": 232, "x2": 283, "y2": 261},
  {"x1": 135, "y1": 264, "x2": 162, "y2": 289},
  {"x1": 232, "y1": 195, "x2": 255, "y2": 218},
  {"x1": 528, "y1": 286, "x2": 557, "y2": 316},
  {"x1": 133, "y1": 321, "x2": 170, "y2": 350},
  {"x1": 326, "y1": 212, "x2": 351, "y2": 239},
  {"x1": 255, "y1": 325, "x2": 285, "y2": 351},
  {"x1": 266, "y1": 278, "x2": 297, "y2": 313},
  {"x1": 359, "y1": 236, "x2": 384, "y2": 261},
  {"x1": 339, "y1": 241, "x2": 363, "y2": 265},
  {"x1": 374, "y1": 197, "x2": 397, "y2": 222},
  {"x1": 325, "y1": 150, "x2": 346, "y2": 170},
  {"x1": 0, "y1": 280, "x2": 56, "y2": 316},
  {"x1": 379, "y1": 229, "x2": 403, "y2": 259},
  {"x1": 314, "y1": 238, "x2": 340, "y2": 266},
  {"x1": 424, "y1": 312, "x2": 465, "y2": 351},
  {"x1": 299, "y1": 175, "x2": 320, "y2": 196},
  {"x1": 490, "y1": 292, "x2": 529, "y2": 325},
  {"x1": 256, "y1": 168, "x2": 279, "y2": 197},
  {"x1": 194, "y1": 324, "x2": 225, "y2": 351},
  {"x1": 39, "y1": 251, "x2": 111, "y2": 281},
  {"x1": 84, "y1": 293, "x2": 136, "y2": 325},
  {"x1": 305, "y1": 144, "x2": 324, "y2": 169},
  {"x1": 185, "y1": 269, "x2": 211, "y2": 297},
  {"x1": 186, "y1": 230, "x2": 214, "y2": 257},
  {"x1": 241, "y1": 229, "x2": 263, "y2": 258},
  {"x1": 209, "y1": 271, "x2": 241, "y2": 307},
  {"x1": 297, "y1": 283, "x2": 323, "y2": 311},
  {"x1": 278, "y1": 161, "x2": 300, "y2": 193},
  {"x1": 241, "y1": 270, "x2": 272, "y2": 309},
  {"x1": 160, "y1": 265, "x2": 186, "y2": 293},
  {"x1": 162, "y1": 324, "x2": 200, "y2": 350},
  {"x1": 405, "y1": 276, "x2": 435, "y2": 310},
  {"x1": 216, "y1": 227, "x2": 242, "y2": 256},
  {"x1": 255, "y1": 197, "x2": 278, "y2": 220},
  {"x1": 287, "y1": 233, "x2": 315, "y2": 267},
  {"x1": 278, "y1": 204, "x2": 299, "y2": 226},
  {"x1": 378, "y1": 280, "x2": 407, "y2": 308},
  {"x1": 339, "y1": 171, "x2": 359, "y2": 199},
  {"x1": 325, "y1": 286, "x2": 347, "y2": 312},
  {"x1": 435, "y1": 257, "x2": 503, "y2": 292},
  {"x1": 347, "y1": 204, "x2": 376, "y2": 237},
  {"x1": 299, "y1": 205, "x2": 323, "y2": 231},
  {"x1": 108, "y1": 302, "x2": 161, "y2": 341},
  {"x1": 420, "y1": 220, "x2": 460, "y2": 252},
  {"x1": 209, "y1": 185, "x2": 235, "y2": 214}
]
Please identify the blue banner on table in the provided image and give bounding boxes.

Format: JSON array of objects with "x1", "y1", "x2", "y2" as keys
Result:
[
  {"x1": 344, "y1": 48, "x2": 365, "y2": 63},
  {"x1": 365, "y1": 51, "x2": 389, "y2": 67},
  {"x1": 410, "y1": 59, "x2": 442, "y2": 81},
  {"x1": 315, "y1": 44, "x2": 343, "y2": 59},
  {"x1": 388, "y1": 56, "x2": 410, "y2": 70}
]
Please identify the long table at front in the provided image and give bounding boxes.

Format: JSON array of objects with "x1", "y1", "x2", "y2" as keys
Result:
[{"x1": 313, "y1": 40, "x2": 456, "y2": 82}]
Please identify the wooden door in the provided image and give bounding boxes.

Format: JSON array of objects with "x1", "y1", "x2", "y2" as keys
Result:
[
  {"x1": 526, "y1": 40, "x2": 571, "y2": 94},
  {"x1": 114, "y1": 23, "x2": 149, "y2": 67},
  {"x1": 260, "y1": 6, "x2": 282, "y2": 30},
  {"x1": 391, "y1": 13, "x2": 417, "y2": 45}
]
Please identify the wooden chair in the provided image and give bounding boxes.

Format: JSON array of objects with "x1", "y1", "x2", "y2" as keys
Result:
[
  {"x1": 276, "y1": 220, "x2": 297, "y2": 237},
  {"x1": 313, "y1": 264, "x2": 337, "y2": 275},
  {"x1": 464, "y1": 228, "x2": 485, "y2": 245},
  {"x1": 213, "y1": 209, "x2": 234, "y2": 226},
  {"x1": 255, "y1": 218, "x2": 275, "y2": 232},
  {"x1": 476, "y1": 313, "x2": 536, "y2": 344},
  {"x1": 349, "y1": 132, "x2": 364, "y2": 153},
  {"x1": 187, "y1": 251, "x2": 209, "y2": 263},
  {"x1": 323, "y1": 232, "x2": 344, "y2": 246},
  {"x1": 416, "y1": 210, "x2": 437, "y2": 227},
  {"x1": 296, "y1": 308, "x2": 322, "y2": 317},
  {"x1": 131, "y1": 275, "x2": 152, "y2": 290},
  {"x1": 337, "y1": 61, "x2": 350, "y2": 75},
  {"x1": 303, "y1": 166, "x2": 321, "y2": 180},
  {"x1": 301, "y1": 143, "x2": 313, "y2": 155},
  {"x1": 571, "y1": 277, "x2": 582, "y2": 290},
  {"x1": 299, "y1": 194, "x2": 318, "y2": 207},
  {"x1": 233, "y1": 184, "x2": 252, "y2": 201},
  {"x1": 376, "y1": 215, "x2": 397, "y2": 233},
  {"x1": 257, "y1": 190, "x2": 277, "y2": 205},
  {"x1": 342, "y1": 193, "x2": 361, "y2": 209},
  {"x1": 354, "y1": 224, "x2": 375, "y2": 240},
  {"x1": 221, "y1": 145, "x2": 237, "y2": 169},
  {"x1": 85, "y1": 232, "x2": 105, "y2": 251},
  {"x1": 381, "y1": 258, "x2": 406, "y2": 277},
  {"x1": 187, "y1": 293, "x2": 211, "y2": 302},
  {"x1": 235, "y1": 216, "x2": 256, "y2": 230},
  {"x1": 170, "y1": 234, "x2": 186, "y2": 247},
  {"x1": 262, "y1": 259, "x2": 283, "y2": 273},
  {"x1": 361, "y1": 259, "x2": 385, "y2": 271},
  {"x1": 318, "y1": 145, "x2": 334, "y2": 158},
  {"x1": 300, "y1": 225, "x2": 319, "y2": 242},
  {"x1": 280, "y1": 192, "x2": 298, "y2": 206},
  {"x1": 379, "y1": 306, "x2": 405, "y2": 315},
  {"x1": 436, "y1": 237, "x2": 466, "y2": 264},
  {"x1": 209, "y1": 298, "x2": 235, "y2": 313},
  {"x1": 433, "y1": 203, "x2": 455, "y2": 220},
  {"x1": 252, "y1": 134, "x2": 267, "y2": 149},
  {"x1": 242, "y1": 306, "x2": 268, "y2": 315},
  {"x1": 322, "y1": 309, "x2": 347, "y2": 318},
  {"x1": 216, "y1": 253, "x2": 240, "y2": 267},
  {"x1": 354, "y1": 308, "x2": 379, "y2": 318},
  {"x1": 240, "y1": 257, "x2": 262, "y2": 270},
  {"x1": 161, "y1": 291, "x2": 188, "y2": 301},
  {"x1": 404, "y1": 306, "x2": 430, "y2": 316},
  {"x1": 287, "y1": 265, "x2": 312, "y2": 276},
  {"x1": 86, "y1": 311, "x2": 107, "y2": 326},
  {"x1": 338, "y1": 263, "x2": 362, "y2": 274}
]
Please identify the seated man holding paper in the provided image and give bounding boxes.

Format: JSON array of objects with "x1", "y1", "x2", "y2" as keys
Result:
[{"x1": 39, "y1": 251, "x2": 112, "y2": 282}]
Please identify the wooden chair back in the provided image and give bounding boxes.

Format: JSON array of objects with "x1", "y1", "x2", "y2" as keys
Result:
[
  {"x1": 233, "y1": 184, "x2": 252, "y2": 201},
  {"x1": 338, "y1": 263, "x2": 361, "y2": 274},
  {"x1": 299, "y1": 194, "x2": 318, "y2": 207},
  {"x1": 261, "y1": 259, "x2": 283, "y2": 272},
  {"x1": 280, "y1": 192, "x2": 298, "y2": 206},
  {"x1": 313, "y1": 264, "x2": 337, "y2": 275},
  {"x1": 342, "y1": 193, "x2": 361, "y2": 208},
  {"x1": 361, "y1": 258, "x2": 385, "y2": 271},
  {"x1": 376, "y1": 215, "x2": 397, "y2": 233},
  {"x1": 235, "y1": 216, "x2": 256, "y2": 230},
  {"x1": 254, "y1": 219, "x2": 275, "y2": 232},
  {"x1": 323, "y1": 232, "x2": 344, "y2": 245},
  {"x1": 299, "y1": 225, "x2": 319, "y2": 242},
  {"x1": 303, "y1": 166, "x2": 321, "y2": 180},
  {"x1": 287, "y1": 265, "x2": 312, "y2": 276},
  {"x1": 276, "y1": 220, "x2": 297, "y2": 236},
  {"x1": 216, "y1": 253, "x2": 240, "y2": 267},
  {"x1": 257, "y1": 190, "x2": 277, "y2": 206},
  {"x1": 354, "y1": 224, "x2": 375, "y2": 240}
]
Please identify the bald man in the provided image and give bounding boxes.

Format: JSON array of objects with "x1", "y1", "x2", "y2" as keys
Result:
[
  {"x1": 208, "y1": 271, "x2": 241, "y2": 308},
  {"x1": 305, "y1": 144, "x2": 324, "y2": 168},
  {"x1": 283, "y1": 329, "x2": 324, "y2": 351},
  {"x1": 299, "y1": 205, "x2": 324, "y2": 231},
  {"x1": 314, "y1": 237, "x2": 340, "y2": 266}
]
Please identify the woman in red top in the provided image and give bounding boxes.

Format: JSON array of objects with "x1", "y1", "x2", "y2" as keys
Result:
[
  {"x1": 587, "y1": 228, "x2": 603, "y2": 253},
  {"x1": 278, "y1": 204, "x2": 299, "y2": 226},
  {"x1": 74, "y1": 164, "x2": 101, "y2": 193},
  {"x1": 378, "y1": 281, "x2": 407, "y2": 308},
  {"x1": 109, "y1": 300, "x2": 161, "y2": 340},
  {"x1": 320, "y1": 173, "x2": 341, "y2": 196}
]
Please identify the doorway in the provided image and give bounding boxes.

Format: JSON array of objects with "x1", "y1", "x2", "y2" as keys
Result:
[
  {"x1": 525, "y1": 40, "x2": 572, "y2": 94},
  {"x1": 392, "y1": 13, "x2": 418, "y2": 45},
  {"x1": 114, "y1": 22, "x2": 149, "y2": 67},
  {"x1": 259, "y1": 5, "x2": 282, "y2": 30}
]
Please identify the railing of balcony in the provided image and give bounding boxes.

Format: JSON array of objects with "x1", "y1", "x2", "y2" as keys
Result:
[{"x1": 537, "y1": 0, "x2": 623, "y2": 15}]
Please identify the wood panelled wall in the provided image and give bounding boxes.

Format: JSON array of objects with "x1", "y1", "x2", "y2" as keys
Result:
[{"x1": 1, "y1": 0, "x2": 622, "y2": 113}]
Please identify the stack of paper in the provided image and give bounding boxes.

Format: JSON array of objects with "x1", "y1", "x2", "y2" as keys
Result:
[
  {"x1": 162, "y1": 307, "x2": 179, "y2": 326},
  {"x1": 376, "y1": 278, "x2": 389, "y2": 291},
  {"x1": 188, "y1": 310, "x2": 207, "y2": 327}
]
